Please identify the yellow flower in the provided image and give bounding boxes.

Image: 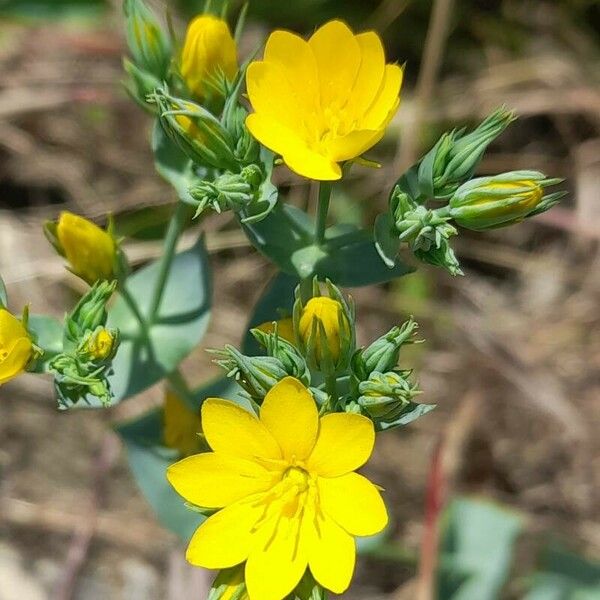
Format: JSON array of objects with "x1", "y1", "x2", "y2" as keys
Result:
[
  {"x1": 168, "y1": 377, "x2": 387, "y2": 600},
  {"x1": 256, "y1": 317, "x2": 295, "y2": 345},
  {"x1": 164, "y1": 390, "x2": 202, "y2": 457},
  {"x1": 0, "y1": 308, "x2": 33, "y2": 385},
  {"x1": 298, "y1": 296, "x2": 349, "y2": 365},
  {"x1": 85, "y1": 328, "x2": 115, "y2": 361},
  {"x1": 54, "y1": 212, "x2": 116, "y2": 285},
  {"x1": 181, "y1": 14, "x2": 238, "y2": 100},
  {"x1": 246, "y1": 20, "x2": 403, "y2": 180}
]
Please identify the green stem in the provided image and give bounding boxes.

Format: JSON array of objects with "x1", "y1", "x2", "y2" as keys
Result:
[
  {"x1": 314, "y1": 181, "x2": 332, "y2": 246},
  {"x1": 325, "y1": 374, "x2": 338, "y2": 409},
  {"x1": 149, "y1": 202, "x2": 188, "y2": 323},
  {"x1": 118, "y1": 283, "x2": 150, "y2": 339}
]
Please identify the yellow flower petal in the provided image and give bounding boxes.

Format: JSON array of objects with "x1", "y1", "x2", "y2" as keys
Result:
[
  {"x1": 245, "y1": 514, "x2": 308, "y2": 600},
  {"x1": 308, "y1": 20, "x2": 361, "y2": 110},
  {"x1": 186, "y1": 495, "x2": 263, "y2": 568},
  {"x1": 283, "y1": 145, "x2": 342, "y2": 181},
  {"x1": 307, "y1": 413, "x2": 375, "y2": 477},
  {"x1": 318, "y1": 472, "x2": 388, "y2": 536},
  {"x1": 326, "y1": 129, "x2": 384, "y2": 162},
  {"x1": 348, "y1": 31, "x2": 386, "y2": 119},
  {"x1": 245, "y1": 113, "x2": 308, "y2": 161},
  {"x1": 304, "y1": 510, "x2": 355, "y2": 594},
  {"x1": 167, "y1": 453, "x2": 274, "y2": 508},
  {"x1": 255, "y1": 318, "x2": 295, "y2": 345},
  {"x1": 260, "y1": 377, "x2": 319, "y2": 462},
  {"x1": 362, "y1": 64, "x2": 403, "y2": 129},
  {"x1": 202, "y1": 399, "x2": 281, "y2": 461},
  {"x1": 0, "y1": 337, "x2": 33, "y2": 385}
]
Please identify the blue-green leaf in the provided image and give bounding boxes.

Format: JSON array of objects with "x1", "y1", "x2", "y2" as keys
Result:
[
  {"x1": 28, "y1": 314, "x2": 63, "y2": 372},
  {"x1": 116, "y1": 376, "x2": 244, "y2": 540},
  {"x1": 107, "y1": 236, "x2": 212, "y2": 403},
  {"x1": 376, "y1": 402, "x2": 436, "y2": 432},
  {"x1": 438, "y1": 498, "x2": 523, "y2": 600}
]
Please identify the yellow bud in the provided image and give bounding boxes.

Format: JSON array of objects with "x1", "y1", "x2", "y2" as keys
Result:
[
  {"x1": 256, "y1": 317, "x2": 295, "y2": 345},
  {"x1": 0, "y1": 308, "x2": 33, "y2": 385},
  {"x1": 180, "y1": 14, "x2": 238, "y2": 100},
  {"x1": 163, "y1": 390, "x2": 202, "y2": 457},
  {"x1": 86, "y1": 328, "x2": 115, "y2": 361},
  {"x1": 298, "y1": 296, "x2": 347, "y2": 364},
  {"x1": 56, "y1": 212, "x2": 116, "y2": 285}
]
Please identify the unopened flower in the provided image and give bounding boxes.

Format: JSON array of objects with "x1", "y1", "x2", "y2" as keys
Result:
[
  {"x1": 298, "y1": 297, "x2": 346, "y2": 364},
  {"x1": 181, "y1": 14, "x2": 238, "y2": 101},
  {"x1": 46, "y1": 212, "x2": 116, "y2": 285},
  {"x1": 246, "y1": 20, "x2": 403, "y2": 180},
  {"x1": 255, "y1": 318, "x2": 295, "y2": 345},
  {"x1": 163, "y1": 390, "x2": 202, "y2": 457},
  {"x1": 168, "y1": 377, "x2": 387, "y2": 600},
  {"x1": 85, "y1": 328, "x2": 117, "y2": 361},
  {"x1": 0, "y1": 308, "x2": 33, "y2": 385},
  {"x1": 449, "y1": 171, "x2": 564, "y2": 230}
]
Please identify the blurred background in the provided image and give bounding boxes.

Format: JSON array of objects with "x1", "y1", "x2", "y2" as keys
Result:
[{"x1": 0, "y1": 0, "x2": 599, "y2": 598}]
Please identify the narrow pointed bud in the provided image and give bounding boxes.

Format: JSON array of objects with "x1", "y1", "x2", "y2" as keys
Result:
[
  {"x1": 449, "y1": 170, "x2": 564, "y2": 230},
  {"x1": 180, "y1": 14, "x2": 238, "y2": 102}
]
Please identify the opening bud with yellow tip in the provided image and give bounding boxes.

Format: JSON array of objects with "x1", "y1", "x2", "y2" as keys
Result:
[
  {"x1": 180, "y1": 14, "x2": 238, "y2": 103},
  {"x1": 45, "y1": 212, "x2": 118, "y2": 286},
  {"x1": 293, "y1": 279, "x2": 354, "y2": 375},
  {"x1": 84, "y1": 327, "x2": 119, "y2": 362},
  {"x1": 448, "y1": 170, "x2": 565, "y2": 231},
  {"x1": 0, "y1": 306, "x2": 35, "y2": 386}
]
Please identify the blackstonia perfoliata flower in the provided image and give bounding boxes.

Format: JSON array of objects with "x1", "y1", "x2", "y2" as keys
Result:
[
  {"x1": 167, "y1": 377, "x2": 388, "y2": 600},
  {"x1": 85, "y1": 328, "x2": 117, "y2": 362},
  {"x1": 246, "y1": 20, "x2": 403, "y2": 180},
  {"x1": 449, "y1": 170, "x2": 564, "y2": 230},
  {"x1": 45, "y1": 212, "x2": 117, "y2": 285},
  {"x1": 0, "y1": 307, "x2": 33, "y2": 385},
  {"x1": 181, "y1": 14, "x2": 238, "y2": 101},
  {"x1": 163, "y1": 390, "x2": 202, "y2": 457}
]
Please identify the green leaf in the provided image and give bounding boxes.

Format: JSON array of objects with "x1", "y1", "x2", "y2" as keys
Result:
[
  {"x1": 116, "y1": 376, "x2": 243, "y2": 540},
  {"x1": 375, "y1": 402, "x2": 436, "y2": 432},
  {"x1": 27, "y1": 314, "x2": 63, "y2": 372},
  {"x1": 107, "y1": 236, "x2": 212, "y2": 403},
  {"x1": 438, "y1": 497, "x2": 523, "y2": 600},
  {"x1": 524, "y1": 545, "x2": 600, "y2": 600},
  {"x1": 0, "y1": 276, "x2": 7, "y2": 307},
  {"x1": 152, "y1": 120, "x2": 199, "y2": 205},
  {"x1": 242, "y1": 203, "x2": 412, "y2": 286},
  {"x1": 374, "y1": 212, "x2": 401, "y2": 268}
]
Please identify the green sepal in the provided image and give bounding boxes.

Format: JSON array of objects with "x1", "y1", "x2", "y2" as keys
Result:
[{"x1": 0, "y1": 276, "x2": 7, "y2": 308}]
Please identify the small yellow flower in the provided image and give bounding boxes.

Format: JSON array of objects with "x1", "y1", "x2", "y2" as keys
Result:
[
  {"x1": 0, "y1": 308, "x2": 33, "y2": 385},
  {"x1": 168, "y1": 377, "x2": 387, "y2": 600},
  {"x1": 164, "y1": 390, "x2": 202, "y2": 457},
  {"x1": 86, "y1": 328, "x2": 115, "y2": 361},
  {"x1": 256, "y1": 317, "x2": 295, "y2": 345},
  {"x1": 54, "y1": 212, "x2": 116, "y2": 285},
  {"x1": 298, "y1": 296, "x2": 348, "y2": 364},
  {"x1": 181, "y1": 14, "x2": 238, "y2": 100},
  {"x1": 246, "y1": 20, "x2": 403, "y2": 180}
]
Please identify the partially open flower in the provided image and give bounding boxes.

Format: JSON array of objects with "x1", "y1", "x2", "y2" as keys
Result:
[
  {"x1": 167, "y1": 377, "x2": 388, "y2": 600},
  {"x1": 85, "y1": 328, "x2": 117, "y2": 362},
  {"x1": 0, "y1": 308, "x2": 33, "y2": 386},
  {"x1": 181, "y1": 14, "x2": 238, "y2": 101},
  {"x1": 246, "y1": 20, "x2": 403, "y2": 180}
]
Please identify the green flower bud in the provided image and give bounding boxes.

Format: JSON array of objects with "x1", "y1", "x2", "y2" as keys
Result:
[
  {"x1": 353, "y1": 318, "x2": 419, "y2": 381},
  {"x1": 357, "y1": 371, "x2": 420, "y2": 419},
  {"x1": 293, "y1": 280, "x2": 355, "y2": 376},
  {"x1": 123, "y1": 58, "x2": 161, "y2": 109},
  {"x1": 152, "y1": 88, "x2": 238, "y2": 172},
  {"x1": 65, "y1": 281, "x2": 116, "y2": 349},
  {"x1": 212, "y1": 345, "x2": 291, "y2": 402},
  {"x1": 208, "y1": 566, "x2": 248, "y2": 600},
  {"x1": 189, "y1": 172, "x2": 253, "y2": 218},
  {"x1": 81, "y1": 327, "x2": 120, "y2": 363},
  {"x1": 449, "y1": 170, "x2": 565, "y2": 230},
  {"x1": 123, "y1": 0, "x2": 171, "y2": 80}
]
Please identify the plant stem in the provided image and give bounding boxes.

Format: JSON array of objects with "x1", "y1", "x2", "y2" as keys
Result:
[
  {"x1": 325, "y1": 374, "x2": 338, "y2": 409},
  {"x1": 118, "y1": 283, "x2": 150, "y2": 339},
  {"x1": 314, "y1": 181, "x2": 332, "y2": 246},
  {"x1": 149, "y1": 202, "x2": 188, "y2": 323}
]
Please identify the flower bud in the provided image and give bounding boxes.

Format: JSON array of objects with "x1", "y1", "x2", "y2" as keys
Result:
[
  {"x1": 0, "y1": 307, "x2": 34, "y2": 385},
  {"x1": 180, "y1": 14, "x2": 238, "y2": 102},
  {"x1": 123, "y1": 0, "x2": 171, "y2": 80},
  {"x1": 45, "y1": 212, "x2": 117, "y2": 285},
  {"x1": 294, "y1": 281, "x2": 354, "y2": 375},
  {"x1": 189, "y1": 172, "x2": 253, "y2": 218},
  {"x1": 357, "y1": 371, "x2": 420, "y2": 420},
  {"x1": 449, "y1": 170, "x2": 564, "y2": 230},
  {"x1": 163, "y1": 390, "x2": 202, "y2": 457},
  {"x1": 65, "y1": 281, "x2": 117, "y2": 349},
  {"x1": 255, "y1": 318, "x2": 295, "y2": 345},
  {"x1": 208, "y1": 566, "x2": 248, "y2": 600},
  {"x1": 84, "y1": 327, "x2": 119, "y2": 362},
  {"x1": 153, "y1": 88, "x2": 238, "y2": 171},
  {"x1": 353, "y1": 318, "x2": 419, "y2": 381}
]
